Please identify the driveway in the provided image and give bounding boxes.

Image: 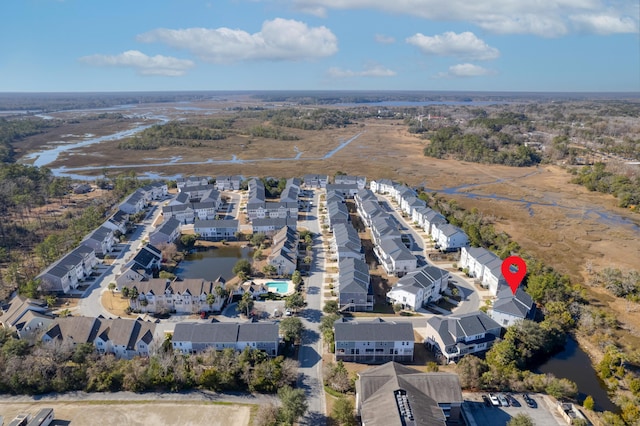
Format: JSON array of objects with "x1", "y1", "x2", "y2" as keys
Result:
[{"x1": 76, "y1": 202, "x2": 164, "y2": 318}]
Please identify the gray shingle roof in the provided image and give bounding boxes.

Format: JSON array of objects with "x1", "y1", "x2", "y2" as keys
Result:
[
  {"x1": 357, "y1": 362, "x2": 462, "y2": 426},
  {"x1": 334, "y1": 318, "x2": 414, "y2": 342}
]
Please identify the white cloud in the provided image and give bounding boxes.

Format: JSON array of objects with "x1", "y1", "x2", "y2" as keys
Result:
[
  {"x1": 138, "y1": 18, "x2": 338, "y2": 63},
  {"x1": 570, "y1": 13, "x2": 638, "y2": 34},
  {"x1": 375, "y1": 34, "x2": 396, "y2": 44},
  {"x1": 285, "y1": 0, "x2": 639, "y2": 37},
  {"x1": 79, "y1": 50, "x2": 194, "y2": 76},
  {"x1": 406, "y1": 31, "x2": 499, "y2": 60},
  {"x1": 436, "y1": 63, "x2": 495, "y2": 78},
  {"x1": 327, "y1": 64, "x2": 397, "y2": 78}
]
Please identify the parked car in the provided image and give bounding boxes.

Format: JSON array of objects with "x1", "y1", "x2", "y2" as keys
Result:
[
  {"x1": 482, "y1": 395, "x2": 492, "y2": 407},
  {"x1": 498, "y1": 393, "x2": 509, "y2": 407},
  {"x1": 523, "y1": 394, "x2": 537, "y2": 408},
  {"x1": 489, "y1": 394, "x2": 500, "y2": 407},
  {"x1": 507, "y1": 394, "x2": 521, "y2": 407}
]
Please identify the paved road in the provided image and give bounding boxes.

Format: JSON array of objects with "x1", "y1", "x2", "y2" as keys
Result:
[
  {"x1": 76, "y1": 202, "x2": 165, "y2": 318},
  {"x1": 297, "y1": 189, "x2": 327, "y2": 426},
  {"x1": 375, "y1": 193, "x2": 482, "y2": 316}
]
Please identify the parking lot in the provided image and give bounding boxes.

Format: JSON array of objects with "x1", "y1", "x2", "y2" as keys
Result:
[{"x1": 463, "y1": 392, "x2": 568, "y2": 426}]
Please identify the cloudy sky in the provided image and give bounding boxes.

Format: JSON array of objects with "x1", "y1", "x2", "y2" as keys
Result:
[{"x1": 1, "y1": 0, "x2": 638, "y2": 92}]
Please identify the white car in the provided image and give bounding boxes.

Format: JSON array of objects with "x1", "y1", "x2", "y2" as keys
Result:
[{"x1": 489, "y1": 394, "x2": 500, "y2": 407}]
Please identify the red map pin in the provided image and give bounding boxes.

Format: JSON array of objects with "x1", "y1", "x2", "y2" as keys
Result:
[{"x1": 501, "y1": 256, "x2": 527, "y2": 295}]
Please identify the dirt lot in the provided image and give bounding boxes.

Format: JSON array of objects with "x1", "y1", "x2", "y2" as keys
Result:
[{"x1": 0, "y1": 401, "x2": 251, "y2": 426}]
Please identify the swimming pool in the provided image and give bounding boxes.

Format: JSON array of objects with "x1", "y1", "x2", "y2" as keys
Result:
[{"x1": 267, "y1": 281, "x2": 290, "y2": 294}]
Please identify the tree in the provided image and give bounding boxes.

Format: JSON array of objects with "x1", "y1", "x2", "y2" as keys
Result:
[
  {"x1": 324, "y1": 361, "x2": 352, "y2": 393},
  {"x1": 206, "y1": 292, "x2": 217, "y2": 312},
  {"x1": 121, "y1": 286, "x2": 130, "y2": 298},
  {"x1": 291, "y1": 270, "x2": 302, "y2": 287},
  {"x1": 180, "y1": 234, "x2": 197, "y2": 249},
  {"x1": 507, "y1": 413, "x2": 534, "y2": 426},
  {"x1": 280, "y1": 317, "x2": 304, "y2": 344},
  {"x1": 320, "y1": 313, "x2": 340, "y2": 353},
  {"x1": 159, "y1": 242, "x2": 178, "y2": 262},
  {"x1": 233, "y1": 259, "x2": 252, "y2": 278},
  {"x1": 285, "y1": 292, "x2": 305, "y2": 313},
  {"x1": 456, "y1": 355, "x2": 488, "y2": 390},
  {"x1": 332, "y1": 397, "x2": 356, "y2": 426},
  {"x1": 250, "y1": 233, "x2": 266, "y2": 247},
  {"x1": 262, "y1": 264, "x2": 276, "y2": 277},
  {"x1": 278, "y1": 385, "x2": 308, "y2": 425},
  {"x1": 583, "y1": 395, "x2": 594, "y2": 410},
  {"x1": 108, "y1": 282, "x2": 116, "y2": 295},
  {"x1": 323, "y1": 300, "x2": 339, "y2": 314},
  {"x1": 303, "y1": 256, "x2": 312, "y2": 265},
  {"x1": 238, "y1": 292, "x2": 254, "y2": 317},
  {"x1": 253, "y1": 403, "x2": 279, "y2": 426},
  {"x1": 159, "y1": 270, "x2": 176, "y2": 280}
]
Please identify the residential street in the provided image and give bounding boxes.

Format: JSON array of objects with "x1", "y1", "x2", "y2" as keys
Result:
[
  {"x1": 75, "y1": 203, "x2": 164, "y2": 317},
  {"x1": 297, "y1": 190, "x2": 327, "y2": 425}
]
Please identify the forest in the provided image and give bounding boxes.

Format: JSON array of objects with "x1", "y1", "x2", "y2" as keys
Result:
[
  {"x1": 570, "y1": 162, "x2": 640, "y2": 211},
  {"x1": 0, "y1": 329, "x2": 297, "y2": 395},
  {"x1": 0, "y1": 117, "x2": 60, "y2": 163},
  {"x1": 0, "y1": 166, "x2": 146, "y2": 299},
  {"x1": 422, "y1": 125, "x2": 542, "y2": 166}
]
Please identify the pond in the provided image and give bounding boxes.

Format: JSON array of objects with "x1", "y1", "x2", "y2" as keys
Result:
[
  {"x1": 174, "y1": 245, "x2": 254, "y2": 282},
  {"x1": 535, "y1": 337, "x2": 618, "y2": 413}
]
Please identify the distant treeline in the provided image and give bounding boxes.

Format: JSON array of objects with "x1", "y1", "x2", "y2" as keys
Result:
[
  {"x1": 570, "y1": 162, "x2": 640, "y2": 211},
  {"x1": 119, "y1": 121, "x2": 228, "y2": 150},
  {"x1": 423, "y1": 126, "x2": 542, "y2": 167},
  {"x1": 119, "y1": 117, "x2": 304, "y2": 150},
  {"x1": 0, "y1": 118, "x2": 60, "y2": 163},
  {"x1": 238, "y1": 108, "x2": 359, "y2": 130}
]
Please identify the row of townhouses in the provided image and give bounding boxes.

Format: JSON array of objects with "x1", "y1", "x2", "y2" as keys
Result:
[
  {"x1": 115, "y1": 243, "x2": 163, "y2": 290},
  {"x1": 0, "y1": 293, "x2": 281, "y2": 361},
  {"x1": 302, "y1": 174, "x2": 329, "y2": 189},
  {"x1": 42, "y1": 316, "x2": 157, "y2": 359},
  {"x1": 194, "y1": 219, "x2": 239, "y2": 240},
  {"x1": 267, "y1": 226, "x2": 299, "y2": 276},
  {"x1": 334, "y1": 318, "x2": 413, "y2": 362},
  {"x1": 172, "y1": 322, "x2": 279, "y2": 357},
  {"x1": 325, "y1": 190, "x2": 350, "y2": 229},
  {"x1": 354, "y1": 188, "x2": 417, "y2": 277},
  {"x1": 128, "y1": 277, "x2": 228, "y2": 314},
  {"x1": 177, "y1": 175, "x2": 243, "y2": 192},
  {"x1": 246, "y1": 178, "x2": 298, "y2": 220},
  {"x1": 119, "y1": 181, "x2": 168, "y2": 214},
  {"x1": 36, "y1": 181, "x2": 168, "y2": 294},
  {"x1": 338, "y1": 257, "x2": 373, "y2": 312},
  {"x1": 386, "y1": 265, "x2": 450, "y2": 311},
  {"x1": 459, "y1": 246, "x2": 505, "y2": 295},
  {"x1": 370, "y1": 179, "x2": 469, "y2": 252}
]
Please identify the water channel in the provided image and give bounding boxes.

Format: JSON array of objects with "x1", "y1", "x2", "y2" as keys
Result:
[
  {"x1": 173, "y1": 245, "x2": 253, "y2": 282},
  {"x1": 535, "y1": 337, "x2": 618, "y2": 413}
]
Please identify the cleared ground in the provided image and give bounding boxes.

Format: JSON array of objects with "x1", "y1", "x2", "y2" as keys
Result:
[{"x1": 0, "y1": 401, "x2": 251, "y2": 426}]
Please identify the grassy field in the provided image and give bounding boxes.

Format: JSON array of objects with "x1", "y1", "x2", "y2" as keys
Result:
[{"x1": 0, "y1": 401, "x2": 252, "y2": 426}]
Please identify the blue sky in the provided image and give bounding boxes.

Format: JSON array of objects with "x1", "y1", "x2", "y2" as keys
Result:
[{"x1": 1, "y1": 0, "x2": 639, "y2": 92}]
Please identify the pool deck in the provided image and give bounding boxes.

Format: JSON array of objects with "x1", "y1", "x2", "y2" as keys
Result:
[{"x1": 253, "y1": 279, "x2": 294, "y2": 296}]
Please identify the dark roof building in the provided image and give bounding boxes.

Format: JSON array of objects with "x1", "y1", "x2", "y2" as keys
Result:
[{"x1": 356, "y1": 362, "x2": 463, "y2": 425}]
